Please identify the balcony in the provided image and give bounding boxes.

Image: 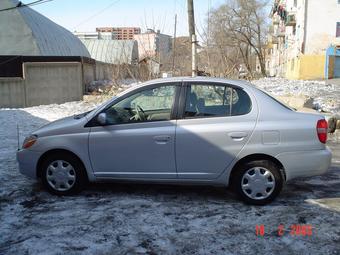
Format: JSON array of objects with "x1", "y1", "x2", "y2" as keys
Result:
[
  {"x1": 271, "y1": 36, "x2": 278, "y2": 44},
  {"x1": 277, "y1": 31, "x2": 285, "y2": 37},
  {"x1": 268, "y1": 35, "x2": 278, "y2": 44},
  {"x1": 272, "y1": 15, "x2": 280, "y2": 25},
  {"x1": 285, "y1": 14, "x2": 296, "y2": 26},
  {"x1": 275, "y1": 24, "x2": 286, "y2": 37}
]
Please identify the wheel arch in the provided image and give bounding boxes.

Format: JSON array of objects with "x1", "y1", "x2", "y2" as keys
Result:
[
  {"x1": 228, "y1": 153, "x2": 286, "y2": 186},
  {"x1": 36, "y1": 149, "x2": 89, "y2": 181}
]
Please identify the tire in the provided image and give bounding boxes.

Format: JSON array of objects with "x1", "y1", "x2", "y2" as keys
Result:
[
  {"x1": 232, "y1": 160, "x2": 283, "y2": 205},
  {"x1": 40, "y1": 153, "x2": 87, "y2": 195}
]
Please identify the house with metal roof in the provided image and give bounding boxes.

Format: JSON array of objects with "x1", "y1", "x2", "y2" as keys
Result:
[
  {"x1": 81, "y1": 39, "x2": 139, "y2": 65},
  {"x1": 0, "y1": 0, "x2": 90, "y2": 57},
  {"x1": 0, "y1": 0, "x2": 94, "y2": 107}
]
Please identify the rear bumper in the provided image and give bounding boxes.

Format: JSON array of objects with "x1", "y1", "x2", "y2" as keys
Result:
[
  {"x1": 16, "y1": 149, "x2": 42, "y2": 179},
  {"x1": 276, "y1": 148, "x2": 332, "y2": 181}
]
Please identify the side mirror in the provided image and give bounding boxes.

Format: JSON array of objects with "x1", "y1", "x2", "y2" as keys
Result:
[{"x1": 97, "y1": 113, "x2": 107, "y2": 125}]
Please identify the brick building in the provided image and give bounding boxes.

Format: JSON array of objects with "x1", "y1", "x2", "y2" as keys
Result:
[{"x1": 96, "y1": 27, "x2": 141, "y2": 40}]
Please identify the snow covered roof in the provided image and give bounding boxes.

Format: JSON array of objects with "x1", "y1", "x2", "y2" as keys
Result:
[
  {"x1": 81, "y1": 39, "x2": 139, "y2": 65},
  {"x1": 0, "y1": 0, "x2": 90, "y2": 57}
]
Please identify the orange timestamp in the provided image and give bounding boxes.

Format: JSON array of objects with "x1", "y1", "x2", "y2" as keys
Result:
[{"x1": 255, "y1": 224, "x2": 313, "y2": 237}]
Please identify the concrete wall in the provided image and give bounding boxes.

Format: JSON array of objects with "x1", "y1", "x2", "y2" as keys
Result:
[
  {"x1": 0, "y1": 62, "x2": 83, "y2": 108},
  {"x1": 286, "y1": 55, "x2": 325, "y2": 80},
  {"x1": 83, "y1": 62, "x2": 95, "y2": 88},
  {"x1": 24, "y1": 62, "x2": 83, "y2": 106},
  {"x1": 0, "y1": 78, "x2": 26, "y2": 108},
  {"x1": 305, "y1": 0, "x2": 340, "y2": 55},
  {"x1": 299, "y1": 55, "x2": 325, "y2": 80},
  {"x1": 0, "y1": 60, "x2": 141, "y2": 108}
]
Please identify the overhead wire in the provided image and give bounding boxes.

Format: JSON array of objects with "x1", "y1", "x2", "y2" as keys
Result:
[
  {"x1": 0, "y1": 0, "x2": 53, "y2": 12},
  {"x1": 72, "y1": 0, "x2": 121, "y2": 30}
]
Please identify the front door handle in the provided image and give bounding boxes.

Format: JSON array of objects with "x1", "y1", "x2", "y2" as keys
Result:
[
  {"x1": 228, "y1": 132, "x2": 248, "y2": 141},
  {"x1": 154, "y1": 135, "x2": 171, "y2": 144}
]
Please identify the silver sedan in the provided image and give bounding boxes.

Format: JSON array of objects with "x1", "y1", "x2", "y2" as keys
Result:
[{"x1": 17, "y1": 77, "x2": 332, "y2": 205}]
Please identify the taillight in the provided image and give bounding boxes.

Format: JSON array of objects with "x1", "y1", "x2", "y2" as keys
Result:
[{"x1": 317, "y1": 119, "x2": 328, "y2": 144}]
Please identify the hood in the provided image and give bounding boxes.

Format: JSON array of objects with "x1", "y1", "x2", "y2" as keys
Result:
[{"x1": 33, "y1": 115, "x2": 88, "y2": 137}]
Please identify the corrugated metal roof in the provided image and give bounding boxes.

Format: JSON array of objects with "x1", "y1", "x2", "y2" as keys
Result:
[
  {"x1": 0, "y1": 0, "x2": 90, "y2": 57},
  {"x1": 81, "y1": 39, "x2": 139, "y2": 65}
]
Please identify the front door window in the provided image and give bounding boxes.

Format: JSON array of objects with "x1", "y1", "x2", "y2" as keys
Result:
[{"x1": 104, "y1": 85, "x2": 176, "y2": 125}]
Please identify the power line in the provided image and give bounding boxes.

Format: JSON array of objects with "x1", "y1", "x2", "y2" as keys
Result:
[
  {"x1": 73, "y1": 0, "x2": 121, "y2": 30},
  {"x1": 26, "y1": 0, "x2": 53, "y2": 7},
  {"x1": 0, "y1": 0, "x2": 53, "y2": 12}
]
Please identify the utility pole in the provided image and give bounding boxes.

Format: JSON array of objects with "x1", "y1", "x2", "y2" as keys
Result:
[
  {"x1": 187, "y1": 0, "x2": 197, "y2": 77},
  {"x1": 172, "y1": 14, "x2": 177, "y2": 74}
]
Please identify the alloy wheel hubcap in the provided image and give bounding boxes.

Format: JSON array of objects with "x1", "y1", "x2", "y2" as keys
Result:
[
  {"x1": 241, "y1": 167, "x2": 275, "y2": 200},
  {"x1": 46, "y1": 160, "x2": 76, "y2": 191}
]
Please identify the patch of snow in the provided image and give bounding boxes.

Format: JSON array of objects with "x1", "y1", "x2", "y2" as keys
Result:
[{"x1": 252, "y1": 78, "x2": 340, "y2": 114}]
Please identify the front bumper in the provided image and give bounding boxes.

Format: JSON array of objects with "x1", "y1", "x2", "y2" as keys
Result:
[
  {"x1": 276, "y1": 147, "x2": 332, "y2": 181},
  {"x1": 16, "y1": 149, "x2": 42, "y2": 179}
]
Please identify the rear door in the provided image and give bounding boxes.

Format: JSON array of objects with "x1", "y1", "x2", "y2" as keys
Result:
[{"x1": 175, "y1": 82, "x2": 258, "y2": 179}]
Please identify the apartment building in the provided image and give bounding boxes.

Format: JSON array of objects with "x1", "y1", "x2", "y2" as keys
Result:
[
  {"x1": 96, "y1": 27, "x2": 141, "y2": 40},
  {"x1": 134, "y1": 29, "x2": 172, "y2": 61},
  {"x1": 268, "y1": 0, "x2": 340, "y2": 79},
  {"x1": 75, "y1": 27, "x2": 141, "y2": 40}
]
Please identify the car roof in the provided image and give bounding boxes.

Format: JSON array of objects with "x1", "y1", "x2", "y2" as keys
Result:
[{"x1": 136, "y1": 76, "x2": 254, "y2": 90}]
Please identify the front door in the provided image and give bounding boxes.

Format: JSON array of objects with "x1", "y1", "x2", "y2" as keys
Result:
[
  {"x1": 175, "y1": 82, "x2": 257, "y2": 179},
  {"x1": 89, "y1": 83, "x2": 179, "y2": 179}
]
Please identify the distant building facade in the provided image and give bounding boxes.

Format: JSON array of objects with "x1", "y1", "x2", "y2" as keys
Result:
[
  {"x1": 134, "y1": 29, "x2": 172, "y2": 61},
  {"x1": 76, "y1": 27, "x2": 141, "y2": 40},
  {"x1": 73, "y1": 32, "x2": 99, "y2": 40},
  {"x1": 97, "y1": 27, "x2": 141, "y2": 40},
  {"x1": 268, "y1": 0, "x2": 340, "y2": 79}
]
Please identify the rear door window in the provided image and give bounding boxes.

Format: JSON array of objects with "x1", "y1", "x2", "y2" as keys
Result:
[{"x1": 184, "y1": 84, "x2": 251, "y2": 118}]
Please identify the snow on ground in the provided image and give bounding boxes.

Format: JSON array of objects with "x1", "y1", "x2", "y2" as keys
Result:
[
  {"x1": 1, "y1": 78, "x2": 340, "y2": 255},
  {"x1": 252, "y1": 78, "x2": 340, "y2": 114}
]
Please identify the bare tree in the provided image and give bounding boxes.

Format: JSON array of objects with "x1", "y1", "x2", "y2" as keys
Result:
[
  {"x1": 162, "y1": 36, "x2": 192, "y2": 76},
  {"x1": 207, "y1": 0, "x2": 268, "y2": 77}
]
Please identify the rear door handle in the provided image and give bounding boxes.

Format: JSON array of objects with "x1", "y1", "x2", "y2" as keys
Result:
[
  {"x1": 154, "y1": 135, "x2": 171, "y2": 144},
  {"x1": 228, "y1": 132, "x2": 248, "y2": 141}
]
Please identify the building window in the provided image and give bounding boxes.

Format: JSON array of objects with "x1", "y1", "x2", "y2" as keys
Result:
[
  {"x1": 337, "y1": 22, "x2": 340, "y2": 37},
  {"x1": 294, "y1": 0, "x2": 297, "y2": 7},
  {"x1": 0, "y1": 56, "x2": 23, "y2": 78}
]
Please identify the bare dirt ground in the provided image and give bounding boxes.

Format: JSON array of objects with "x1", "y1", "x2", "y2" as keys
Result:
[{"x1": 1, "y1": 79, "x2": 340, "y2": 255}]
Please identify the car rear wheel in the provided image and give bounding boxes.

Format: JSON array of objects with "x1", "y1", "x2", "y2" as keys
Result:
[
  {"x1": 232, "y1": 160, "x2": 283, "y2": 205},
  {"x1": 41, "y1": 153, "x2": 87, "y2": 195}
]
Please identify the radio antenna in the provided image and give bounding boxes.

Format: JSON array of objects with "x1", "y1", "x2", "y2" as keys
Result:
[{"x1": 17, "y1": 124, "x2": 20, "y2": 150}]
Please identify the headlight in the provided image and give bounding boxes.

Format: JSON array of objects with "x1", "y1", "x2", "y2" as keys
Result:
[{"x1": 22, "y1": 135, "x2": 38, "y2": 149}]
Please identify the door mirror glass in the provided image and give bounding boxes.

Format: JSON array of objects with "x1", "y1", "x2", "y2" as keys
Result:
[{"x1": 97, "y1": 113, "x2": 107, "y2": 125}]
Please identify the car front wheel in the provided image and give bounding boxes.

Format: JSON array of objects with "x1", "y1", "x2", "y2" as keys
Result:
[
  {"x1": 232, "y1": 160, "x2": 283, "y2": 205},
  {"x1": 41, "y1": 153, "x2": 87, "y2": 195}
]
